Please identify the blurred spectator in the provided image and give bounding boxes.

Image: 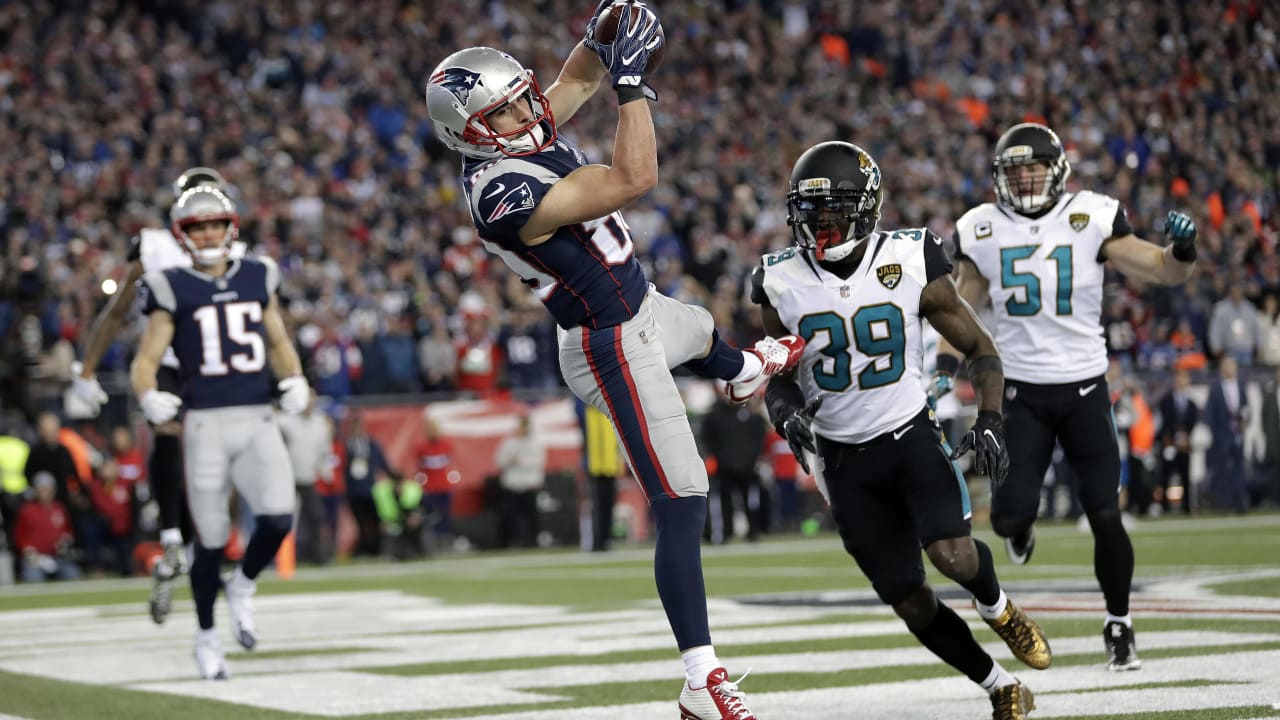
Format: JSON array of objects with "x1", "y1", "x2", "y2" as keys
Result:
[
  {"x1": 372, "y1": 473, "x2": 424, "y2": 560},
  {"x1": 494, "y1": 413, "x2": 546, "y2": 549},
  {"x1": 765, "y1": 426, "x2": 803, "y2": 533},
  {"x1": 344, "y1": 414, "x2": 394, "y2": 557},
  {"x1": 1208, "y1": 284, "x2": 1260, "y2": 367},
  {"x1": 311, "y1": 318, "x2": 363, "y2": 402},
  {"x1": 497, "y1": 307, "x2": 559, "y2": 392},
  {"x1": 1157, "y1": 369, "x2": 1199, "y2": 515},
  {"x1": 414, "y1": 416, "x2": 456, "y2": 547},
  {"x1": 578, "y1": 400, "x2": 623, "y2": 552},
  {"x1": 455, "y1": 313, "x2": 502, "y2": 397},
  {"x1": 24, "y1": 412, "x2": 77, "y2": 508},
  {"x1": 277, "y1": 394, "x2": 332, "y2": 565},
  {"x1": 86, "y1": 458, "x2": 134, "y2": 576},
  {"x1": 316, "y1": 418, "x2": 346, "y2": 563},
  {"x1": 1205, "y1": 356, "x2": 1249, "y2": 512},
  {"x1": 110, "y1": 426, "x2": 145, "y2": 491},
  {"x1": 15, "y1": 472, "x2": 79, "y2": 582},
  {"x1": 417, "y1": 309, "x2": 458, "y2": 392},
  {"x1": 701, "y1": 393, "x2": 769, "y2": 544},
  {"x1": 1257, "y1": 294, "x2": 1280, "y2": 367},
  {"x1": 1259, "y1": 366, "x2": 1280, "y2": 508}
]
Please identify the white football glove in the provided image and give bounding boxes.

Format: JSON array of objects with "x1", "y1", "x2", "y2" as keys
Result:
[
  {"x1": 65, "y1": 362, "x2": 109, "y2": 419},
  {"x1": 140, "y1": 389, "x2": 183, "y2": 425},
  {"x1": 278, "y1": 376, "x2": 311, "y2": 414}
]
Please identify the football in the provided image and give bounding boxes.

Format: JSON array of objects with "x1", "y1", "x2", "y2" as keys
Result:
[{"x1": 591, "y1": 1, "x2": 666, "y2": 75}]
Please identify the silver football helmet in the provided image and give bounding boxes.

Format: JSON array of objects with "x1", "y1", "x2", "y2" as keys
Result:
[
  {"x1": 426, "y1": 47, "x2": 555, "y2": 159},
  {"x1": 170, "y1": 187, "x2": 239, "y2": 267},
  {"x1": 171, "y1": 166, "x2": 228, "y2": 199}
]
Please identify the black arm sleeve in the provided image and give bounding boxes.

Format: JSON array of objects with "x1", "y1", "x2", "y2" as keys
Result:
[
  {"x1": 126, "y1": 235, "x2": 142, "y2": 263},
  {"x1": 923, "y1": 230, "x2": 954, "y2": 283},
  {"x1": 764, "y1": 374, "x2": 805, "y2": 434},
  {"x1": 951, "y1": 228, "x2": 970, "y2": 262},
  {"x1": 1097, "y1": 204, "x2": 1136, "y2": 262},
  {"x1": 749, "y1": 264, "x2": 767, "y2": 306}
]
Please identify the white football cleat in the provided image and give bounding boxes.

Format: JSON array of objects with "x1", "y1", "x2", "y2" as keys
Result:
[
  {"x1": 194, "y1": 630, "x2": 229, "y2": 680},
  {"x1": 223, "y1": 568, "x2": 259, "y2": 650},
  {"x1": 679, "y1": 667, "x2": 757, "y2": 720},
  {"x1": 725, "y1": 335, "x2": 805, "y2": 405}
]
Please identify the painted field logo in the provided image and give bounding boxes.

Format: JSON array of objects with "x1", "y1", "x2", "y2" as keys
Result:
[
  {"x1": 876, "y1": 264, "x2": 902, "y2": 289},
  {"x1": 1069, "y1": 212, "x2": 1090, "y2": 232}
]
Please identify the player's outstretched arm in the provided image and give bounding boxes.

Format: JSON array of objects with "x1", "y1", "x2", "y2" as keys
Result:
[
  {"x1": 81, "y1": 261, "x2": 145, "y2": 378},
  {"x1": 130, "y1": 311, "x2": 174, "y2": 398},
  {"x1": 1102, "y1": 211, "x2": 1197, "y2": 285},
  {"x1": 544, "y1": 41, "x2": 608, "y2": 125},
  {"x1": 921, "y1": 275, "x2": 1002, "y2": 415},
  {"x1": 519, "y1": 98, "x2": 657, "y2": 243}
]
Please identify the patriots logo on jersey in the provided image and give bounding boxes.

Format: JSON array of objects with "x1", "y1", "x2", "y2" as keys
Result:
[
  {"x1": 433, "y1": 67, "x2": 481, "y2": 105},
  {"x1": 485, "y1": 182, "x2": 536, "y2": 223},
  {"x1": 1069, "y1": 212, "x2": 1090, "y2": 232},
  {"x1": 876, "y1": 263, "x2": 902, "y2": 289}
]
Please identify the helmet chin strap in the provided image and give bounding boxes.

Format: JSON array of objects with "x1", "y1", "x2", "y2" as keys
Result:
[{"x1": 502, "y1": 123, "x2": 545, "y2": 154}]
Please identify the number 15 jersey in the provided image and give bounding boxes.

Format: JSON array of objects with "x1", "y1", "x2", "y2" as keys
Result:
[
  {"x1": 752, "y1": 228, "x2": 952, "y2": 444},
  {"x1": 954, "y1": 190, "x2": 1132, "y2": 385}
]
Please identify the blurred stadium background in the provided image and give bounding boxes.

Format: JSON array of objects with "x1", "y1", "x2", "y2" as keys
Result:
[{"x1": 0, "y1": 0, "x2": 1278, "y2": 717}]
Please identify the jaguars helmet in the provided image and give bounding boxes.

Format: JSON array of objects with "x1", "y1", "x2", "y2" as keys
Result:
[
  {"x1": 993, "y1": 123, "x2": 1071, "y2": 214},
  {"x1": 170, "y1": 187, "x2": 239, "y2": 267},
  {"x1": 787, "y1": 141, "x2": 884, "y2": 262},
  {"x1": 171, "y1": 166, "x2": 228, "y2": 199},
  {"x1": 426, "y1": 47, "x2": 555, "y2": 159}
]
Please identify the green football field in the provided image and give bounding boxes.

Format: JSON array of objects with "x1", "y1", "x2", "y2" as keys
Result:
[{"x1": 1, "y1": 513, "x2": 1278, "y2": 719}]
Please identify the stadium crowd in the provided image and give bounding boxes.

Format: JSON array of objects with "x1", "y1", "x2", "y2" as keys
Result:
[{"x1": 0, "y1": 1, "x2": 1277, "y2": 578}]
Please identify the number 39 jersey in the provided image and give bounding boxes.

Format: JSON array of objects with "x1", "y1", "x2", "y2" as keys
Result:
[
  {"x1": 139, "y1": 257, "x2": 280, "y2": 410},
  {"x1": 954, "y1": 190, "x2": 1132, "y2": 385},
  {"x1": 752, "y1": 228, "x2": 952, "y2": 444}
]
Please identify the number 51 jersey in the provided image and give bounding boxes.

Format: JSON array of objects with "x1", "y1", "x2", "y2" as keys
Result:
[
  {"x1": 752, "y1": 228, "x2": 952, "y2": 444},
  {"x1": 954, "y1": 190, "x2": 1131, "y2": 385},
  {"x1": 139, "y1": 257, "x2": 280, "y2": 410}
]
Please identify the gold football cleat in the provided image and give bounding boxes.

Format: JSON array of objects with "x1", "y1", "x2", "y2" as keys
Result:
[{"x1": 980, "y1": 599, "x2": 1053, "y2": 670}]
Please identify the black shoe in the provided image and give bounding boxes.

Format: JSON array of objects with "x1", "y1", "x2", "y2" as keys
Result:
[
  {"x1": 1104, "y1": 620, "x2": 1142, "y2": 671},
  {"x1": 1005, "y1": 527, "x2": 1036, "y2": 566}
]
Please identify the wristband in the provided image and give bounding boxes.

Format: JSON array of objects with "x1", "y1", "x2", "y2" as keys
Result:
[
  {"x1": 935, "y1": 354, "x2": 961, "y2": 377},
  {"x1": 1171, "y1": 242, "x2": 1197, "y2": 263},
  {"x1": 615, "y1": 85, "x2": 647, "y2": 105}
]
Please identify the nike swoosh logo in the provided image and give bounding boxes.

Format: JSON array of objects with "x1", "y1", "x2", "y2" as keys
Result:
[
  {"x1": 1079, "y1": 383, "x2": 1098, "y2": 397},
  {"x1": 484, "y1": 182, "x2": 506, "y2": 198},
  {"x1": 893, "y1": 426, "x2": 911, "y2": 441},
  {"x1": 621, "y1": 49, "x2": 645, "y2": 65}
]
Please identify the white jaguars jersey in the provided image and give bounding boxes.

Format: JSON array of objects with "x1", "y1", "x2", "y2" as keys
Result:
[
  {"x1": 754, "y1": 228, "x2": 952, "y2": 444},
  {"x1": 955, "y1": 190, "x2": 1127, "y2": 384},
  {"x1": 135, "y1": 228, "x2": 248, "y2": 368}
]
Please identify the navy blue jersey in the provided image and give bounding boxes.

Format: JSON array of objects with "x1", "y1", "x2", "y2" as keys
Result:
[
  {"x1": 463, "y1": 131, "x2": 648, "y2": 330},
  {"x1": 139, "y1": 257, "x2": 280, "y2": 410}
]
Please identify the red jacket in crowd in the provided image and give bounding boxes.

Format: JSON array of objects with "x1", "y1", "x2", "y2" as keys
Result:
[
  {"x1": 89, "y1": 479, "x2": 134, "y2": 538},
  {"x1": 415, "y1": 437, "x2": 455, "y2": 493},
  {"x1": 15, "y1": 500, "x2": 73, "y2": 555},
  {"x1": 113, "y1": 448, "x2": 146, "y2": 489}
]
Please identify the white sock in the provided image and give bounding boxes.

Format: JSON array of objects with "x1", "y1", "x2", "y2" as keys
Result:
[
  {"x1": 979, "y1": 662, "x2": 1017, "y2": 694},
  {"x1": 197, "y1": 627, "x2": 217, "y2": 641},
  {"x1": 731, "y1": 351, "x2": 764, "y2": 382},
  {"x1": 1105, "y1": 613, "x2": 1132, "y2": 628},
  {"x1": 682, "y1": 645, "x2": 720, "y2": 688},
  {"x1": 974, "y1": 589, "x2": 1009, "y2": 621},
  {"x1": 233, "y1": 565, "x2": 255, "y2": 586},
  {"x1": 160, "y1": 528, "x2": 183, "y2": 546}
]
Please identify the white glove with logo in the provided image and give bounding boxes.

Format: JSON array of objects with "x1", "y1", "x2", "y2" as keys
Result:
[
  {"x1": 140, "y1": 389, "x2": 183, "y2": 425},
  {"x1": 278, "y1": 376, "x2": 311, "y2": 414},
  {"x1": 65, "y1": 362, "x2": 109, "y2": 419}
]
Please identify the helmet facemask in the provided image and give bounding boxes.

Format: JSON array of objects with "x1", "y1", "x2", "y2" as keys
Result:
[
  {"x1": 788, "y1": 182, "x2": 881, "y2": 262},
  {"x1": 170, "y1": 187, "x2": 240, "y2": 267},
  {"x1": 992, "y1": 124, "x2": 1071, "y2": 214}
]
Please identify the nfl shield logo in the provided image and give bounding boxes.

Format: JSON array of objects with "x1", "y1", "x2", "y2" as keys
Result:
[
  {"x1": 876, "y1": 264, "x2": 902, "y2": 290},
  {"x1": 1069, "y1": 213, "x2": 1090, "y2": 232},
  {"x1": 840, "y1": 285, "x2": 850, "y2": 298}
]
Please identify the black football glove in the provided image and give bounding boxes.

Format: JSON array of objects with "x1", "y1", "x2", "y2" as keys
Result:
[
  {"x1": 781, "y1": 398, "x2": 823, "y2": 475},
  {"x1": 950, "y1": 410, "x2": 1009, "y2": 487},
  {"x1": 1165, "y1": 210, "x2": 1197, "y2": 260}
]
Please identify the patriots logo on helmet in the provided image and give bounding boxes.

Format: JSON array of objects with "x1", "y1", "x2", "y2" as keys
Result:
[
  {"x1": 485, "y1": 182, "x2": 536, "y2": 223},
  {"x1": 433, "y1": 67, "x2": 481, "y2": 106}
]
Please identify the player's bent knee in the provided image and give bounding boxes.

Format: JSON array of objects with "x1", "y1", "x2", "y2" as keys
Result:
[
  {"x1": 925, "y1": 537, "x2": 978, "y2": 582},
  {"x1": 254, "y1": 513, "x2": 294, "y2": 542},
  {"x1": 990, "y1": 514, "x2": 1030, "y2": 540},
  {"x1": 890, "y1": 583, "x2": 938, "y2": 631},
  {"x1": 195, "y1": 517, "x2": 231, "y2": 549}
]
